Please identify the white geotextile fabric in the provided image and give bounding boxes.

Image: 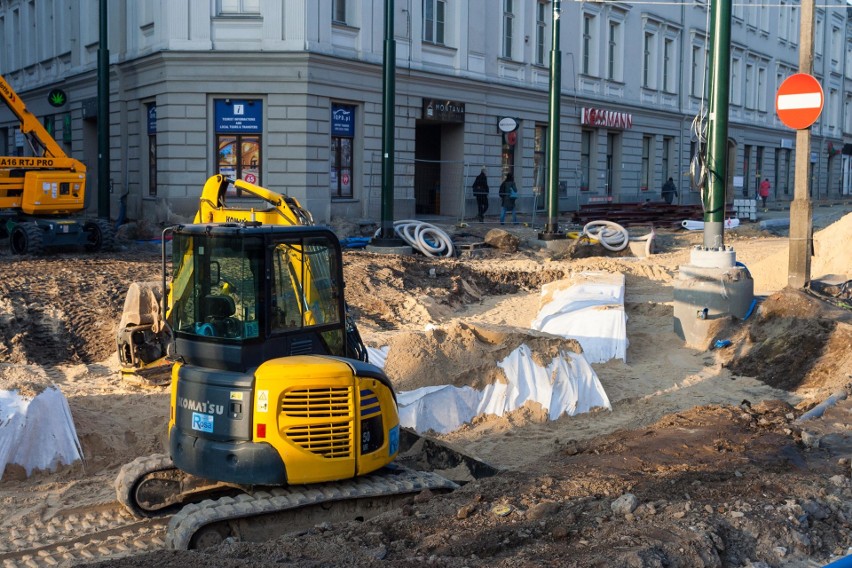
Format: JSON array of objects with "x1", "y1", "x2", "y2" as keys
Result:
[
  {"x1": 530, "y1": 273, "x2": 628, "y2": 363},
  {"x1": 681, "y1": 218, "x2": 740, "y2": 231},
  {"x1": 0, "y1": 387, "x2": 83, "y2": 480},
  {"x1": 396, "y1": 345, "x2": 611, "y2": 434},
  {"x1": 366, "y1": 345, "x2": 389, "y2": 369}
]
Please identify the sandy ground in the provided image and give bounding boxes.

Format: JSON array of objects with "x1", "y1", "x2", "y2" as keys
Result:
[{"x1": 0, "y1": 205, "x2": 850, "y2": 567}]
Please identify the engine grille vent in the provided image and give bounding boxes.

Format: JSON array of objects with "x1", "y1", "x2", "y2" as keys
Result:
[
  {"x1": 286, "y1": 423, "x2": 351, "y2": 458},
  {"x1": 281, "y1": 387, "x2": 351, "y2": 418}
]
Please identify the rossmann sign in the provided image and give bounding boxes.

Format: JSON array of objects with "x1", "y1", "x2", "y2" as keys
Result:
[{"x1": 581, "y1": 107, "x2": 633, "y2": 129}]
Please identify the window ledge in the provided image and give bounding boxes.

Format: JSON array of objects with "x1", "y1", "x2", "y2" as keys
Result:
[
  {"x1": 423, "y1": 41, "x2": 457, "y2": 53},
  {"x1": 333, "y1": 21, "x2": 359, "y2": 32}
]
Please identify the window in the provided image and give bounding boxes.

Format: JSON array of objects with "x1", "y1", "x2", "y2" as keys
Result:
[
  {"x1": 829, "y1": 89, "x2": 838, "y2": 130},
  {"x1": 271, "y1": 237, "x2": 342, "y2": 337},
  {"x1": 756, "y1": 147, "x2": 763, "y2": 187},
  {"x1": 330, "y1": 103, "x2": 356, "y2": 200},
  {"x1": 333, "y1": 0, "x2": 346, "y2": 23},
  {"x1": 146, "y1": 103, "x2": 157, "y2": 197},
  {"x1": 215, "y1": 99, "x2": 263, "y2": 193},
  {"x1": 691, "y1": 45, "x2": 703, "y2": 97},
  {"x1": 746, "y1": 0, "x2": 757, "y2": 28},
  {"x1": 831, "y1": 27, "x2": 841, "y2": 67},
  {"x1": 663, "y1": 37, "x2": 675, "y2": 92},
  {"x1": 743, "y1": 145, "x2": 751, "y2": 196},
  {"x1": 846, "y1": 41, "x2": 852, "y2": 78},
  {"x1": 788, "y1": 7, "x2": 798, "y2": 45},
  {"x1": 759, "y1": 3, "x2": 769, "y2": 32},
  {"x1": 641, "y1": 135, "x2": 652, "y2": 191},
  {"x1": 580, "y1": 130, "x2": 592, "y2": 191},
  {"x1": 423, "y1": 0, "x2": 446, "y2": 45},
  {"x1": 778, "y1": 1, "x2": 788, "y2": 40},
  {"x1": 757, "y1": 67, "x2": 767, "y2": 112},
  {"x1": 745, "y1": 63, "x2": 755, "y2": 109},
  {"x1": 533, "y1": 125, "x2": 547, "y2": 208},
  {"x1": 731, "y1": 57, "x2": 742, "y2": 106},
  {"x1": 217, "y1": 0, "x2": 260, "y2": 15},
  {"x1": 642, "y1": 32, "x2": 654, "y2": 88},
  {"x1": 582, "y1": 14, "x2": 595, "y2": 75},
  {"x1": 815, "y1": 14, "x2": 823, "y2": 58},
  {"x1": 733, "y1": 0, "x2": 744, "y2": 20},
  {"x1": 662, "y1": 137, "x2": 673, "y2": 180},
  {"x1": 502, "y1": 0, "x2": 514, "y2": 58},
  {"x1": 845, "y1": 95, "x2": 852, "y2": 133},
  {"x1": 535, "y1": 1, "x2": 547, "y2": 66},
  {"x1": 607, "y1": 20, "x2": 622, "y2": 81}
]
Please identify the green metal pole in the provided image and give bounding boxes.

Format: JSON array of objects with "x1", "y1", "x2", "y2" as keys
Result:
[
  {"x1": 703, "y1": 0, "x2": 731, "y2": 249},
  {"x1": 97, "y1": 0, "x2": 110, "y2": 219},
  {"x1": 540, "y1": 0, "x2": 565, "y2": 240},
  {"x1": 374, "y1": 0, "x2": 400, "y2": 244}
]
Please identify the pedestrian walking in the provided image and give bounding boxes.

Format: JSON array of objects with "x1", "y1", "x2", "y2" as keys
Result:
[
  {"x1": 499, "y1": 172, "x2": 518, "y2": 225},
  {"x1": 662, "y1": 177, "x2": 678, "y2": 205},
  {"x1": 472, "y1": 167, "x2": 489, "y2": 222},
  {"x1": 759, "y1": 178, "x2": 771, "y2": 209}
]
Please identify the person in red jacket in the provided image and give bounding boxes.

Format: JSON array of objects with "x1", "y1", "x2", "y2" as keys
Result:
[{"x1": 759, "y1": 178, "x2": 771, "y2": 209}]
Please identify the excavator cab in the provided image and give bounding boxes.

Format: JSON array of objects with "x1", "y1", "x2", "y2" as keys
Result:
[{"x1": 164, "y1": 223, "x2": 398, "y2": 486}]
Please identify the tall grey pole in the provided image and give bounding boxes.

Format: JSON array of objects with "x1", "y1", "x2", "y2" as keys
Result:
[
  {"x1": 539, "y1": 0, "x2": 565, "y2": 240},
  {"x1": 703, "y1": 0, "x2": 731, "y2": 249},
  {"x1": 97, "y1": 0, "x2": 110, "y2": 219},
  {"x1": 788, "y1": 0, "x2": 815, "y2": 288}
]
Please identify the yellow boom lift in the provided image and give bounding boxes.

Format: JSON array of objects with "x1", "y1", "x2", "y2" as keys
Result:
[{"x1": 0, "y1": 74, "x2": 114, "y2": 254}]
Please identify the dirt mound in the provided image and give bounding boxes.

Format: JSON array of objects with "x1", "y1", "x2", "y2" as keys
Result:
[
  {"x1": 0, "y1": 251, "x2": 161, "y2": 366},
  {"x1": 725, "y1": 288, "x2": 852, "y2": 398},
  {"x1": 750, "y1": 212, "x2": 852, "y2": 292},
  {"x1": 379, "y1": 322, "x2": 583, "y2": 392},
  {"x1": 343, "y1": 251, "x2": 568, "y2": 329}
]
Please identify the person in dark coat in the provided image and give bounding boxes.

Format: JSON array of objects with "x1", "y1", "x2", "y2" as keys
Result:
[
  {"x1": 499, "y1": 172, "x2": 518, "y2": 225},
  {"x1": 662, "y1": 177, "x2": 678, "y2": 205},
  {"x1": 472, "y1": 167, "x2": 489, "y2": 222}
]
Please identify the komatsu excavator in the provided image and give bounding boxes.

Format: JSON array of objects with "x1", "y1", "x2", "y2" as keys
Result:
[
  {"x1": 0, "y1": 74, "x2": 114, "y2": 254},
  {"x1": 115, "y1": 175, "x2": 492, "y2": 550}
]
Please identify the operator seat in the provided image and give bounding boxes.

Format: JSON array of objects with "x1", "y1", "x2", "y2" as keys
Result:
[{"x1": 199, "y1": 295, "x2": 238, "y2": 337}]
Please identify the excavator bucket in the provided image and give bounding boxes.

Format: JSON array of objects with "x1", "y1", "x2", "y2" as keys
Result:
[{"x1": 115, "y1": 281, "x2": 172, "y2": 386}]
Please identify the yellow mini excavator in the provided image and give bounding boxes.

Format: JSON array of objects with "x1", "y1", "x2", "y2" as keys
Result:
[
  {"x1": 0, "y1": 74, "x2": 114, "y2": 254},
  {"x1": 115, "y1": 176, "x2": 491, "y2": 550}
]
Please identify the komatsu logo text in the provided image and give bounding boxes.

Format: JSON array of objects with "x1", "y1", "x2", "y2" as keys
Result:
[
  {"x1": 178, "y1": 397, "x2": 224, "y2": 415},
  {"x1": 225, "y1": 215, "x2": 248, "y2": 223}
]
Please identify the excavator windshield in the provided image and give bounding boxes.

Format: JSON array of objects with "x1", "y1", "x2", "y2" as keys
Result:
[
  {"x1": 170, "y1": 232, "x2": 264, "y2": 340},
  {"x1": 169, "y1": 227, "x2": 344, "y2": 354}
]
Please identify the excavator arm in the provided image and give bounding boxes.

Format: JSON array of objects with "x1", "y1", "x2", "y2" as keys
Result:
[{"x1": 194, "y1": 175, "x2": 313, "y2": 226}]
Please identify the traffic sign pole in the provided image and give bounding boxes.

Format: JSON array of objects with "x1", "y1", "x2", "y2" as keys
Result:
[{"x1": 788, "y1": 0, "x2": 816, "y2": 290}]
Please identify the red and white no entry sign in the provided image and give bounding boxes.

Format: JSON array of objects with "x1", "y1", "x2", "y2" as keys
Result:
[{"x1": 775, "y1": 73, "x2": 824, "y2": 130}]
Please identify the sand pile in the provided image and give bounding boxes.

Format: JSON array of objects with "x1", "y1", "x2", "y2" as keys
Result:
[
  {"x1": 378, "y1": 321, "x2": 584, "y2": 392},
  {"x1": 751, "y1": 212, "x2": 852, "y2": 292}
]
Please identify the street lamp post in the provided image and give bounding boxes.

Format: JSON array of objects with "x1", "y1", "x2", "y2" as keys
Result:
[{"x1": 539, "y1": 0, "x2": 565, "y2": 240}]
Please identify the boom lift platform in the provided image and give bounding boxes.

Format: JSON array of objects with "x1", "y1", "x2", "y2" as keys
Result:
[{"x1": 0, "y1": 74, "x2": 114, "y2": 254}]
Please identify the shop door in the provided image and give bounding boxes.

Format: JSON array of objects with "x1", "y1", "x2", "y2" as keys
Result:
[{"x1": 415, "y1": 124, "x2": 442, "y2": 214}]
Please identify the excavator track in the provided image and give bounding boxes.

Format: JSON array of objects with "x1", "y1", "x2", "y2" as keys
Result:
[
  {"x1": 167, "y1": 465, "x2": 458, "y2": 550},
  {"x1": 116, "y1": 453, "x2": 235, "y2": 518},
  {"x1": 0, "y1": 502, "x2": 167, "y2": 568}
]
